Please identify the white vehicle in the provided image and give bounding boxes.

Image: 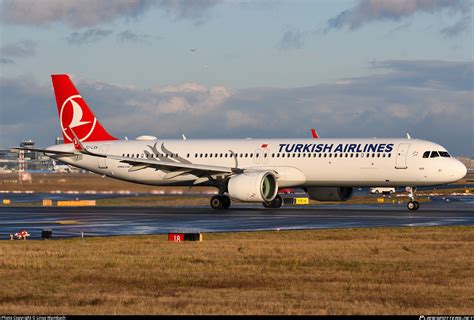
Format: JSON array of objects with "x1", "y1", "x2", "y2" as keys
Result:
[
  {"x1": 370, "y1": 187, "x2": 396, "y2": 194},
  {"x1": 52, "y1": 160, "x2": 72, "y2": 173},
  {"x1": 18, "y1": 75, "x2": 467, "y2": 211}
]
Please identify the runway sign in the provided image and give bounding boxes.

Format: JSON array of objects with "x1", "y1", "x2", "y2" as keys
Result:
[
  {"x1": 282, "y1": 197, "x2": 309, "y2": 205},
  {"x1": 168, "y1": 233, "x2": 203, "y2": 242},
  {"x1": 295, "y1": 197, "x2": 309, "y2": 205},
  {"x1": 168, "y1": 233, "x2": 184, "y2": 242}
]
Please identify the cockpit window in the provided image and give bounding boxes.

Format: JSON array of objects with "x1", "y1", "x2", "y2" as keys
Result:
[
  {"x1": 439, "y1": 151, "x2": 451, "y2": 157},
  {"x1": 430, "y1": 151, "x2": 439, "y2": 158},
  {"x1": 422, "y1": 151, "x2": 430, "y2": 158}
]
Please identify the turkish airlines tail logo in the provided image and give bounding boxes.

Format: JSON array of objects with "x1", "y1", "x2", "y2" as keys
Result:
[{"x1": 51, "y1": 74, "x2": 117, "y2": 143}]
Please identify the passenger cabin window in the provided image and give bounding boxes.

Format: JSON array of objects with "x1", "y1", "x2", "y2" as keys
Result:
[{"x1": 430, "y1": 151, "x2": 439, "y2": 158}]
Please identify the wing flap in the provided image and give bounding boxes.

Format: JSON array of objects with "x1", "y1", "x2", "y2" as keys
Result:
[{"x1": 107, "y1": 154, "x2": 234, "y2": 176}]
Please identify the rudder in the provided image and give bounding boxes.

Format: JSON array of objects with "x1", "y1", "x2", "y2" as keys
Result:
[{"x1": 51, "y1": 74, "x2": 117, "y2": 143}]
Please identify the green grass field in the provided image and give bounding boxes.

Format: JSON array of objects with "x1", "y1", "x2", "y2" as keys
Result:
[{"x1": 1, "y1": 227, "x2": 473, "y2": 315}]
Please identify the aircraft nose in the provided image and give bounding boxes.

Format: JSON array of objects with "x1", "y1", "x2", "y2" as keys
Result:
[{"x1": 452, "y1": 160, "x2": 467, "y2": 181}]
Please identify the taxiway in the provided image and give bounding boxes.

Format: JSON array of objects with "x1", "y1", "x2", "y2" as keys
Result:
[{"x1": 1, "y1": 198, "x2": 473, "y2": 239}]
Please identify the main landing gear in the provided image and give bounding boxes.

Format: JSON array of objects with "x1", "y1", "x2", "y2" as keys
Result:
[
  {"x1": 210, "y1": 194, "x2": 231, "y2": 209},
  {"x1": 406, "y1": 186, "x2": 420, "y2": 211},
  {"x1": 263, "y1": 195, "x2": 283, "y2": 209}
]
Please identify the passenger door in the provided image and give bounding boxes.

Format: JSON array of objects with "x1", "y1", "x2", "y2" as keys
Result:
[
  {"x1": 395, "y1": 143, "x2": 410, "y2": 169},
  {"x1": 98, "y1": 144, "x2": 109, "y2": 169}
]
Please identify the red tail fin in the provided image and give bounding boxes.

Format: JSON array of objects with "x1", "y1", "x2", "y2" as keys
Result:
[
  {"x1": 51, "y1": 74, "x2": 117, "y2": 143},
  {"x1": 311, "y1": 128, "x2": 319, "y2": 139}
]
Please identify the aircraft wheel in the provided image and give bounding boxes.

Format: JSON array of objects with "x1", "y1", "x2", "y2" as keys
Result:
[
  {"x1": 211, "y1": 195, "x2": 224, "y2": 209},
  {"x1": 263, "y1": 201, "x2": 274, "y2": 208},
  {"x1": 222, "y1": 196, "x2": 231, "y2": 209},
  {"x1": 414, "y1": 201, "x2": 420, "y2": 210},
  {"x1": 211, "y1": 195, "x2": 231, "y2": 210},
  {"x1": 273, "y1": 195, "x2": 283, "y2": 208},
  {"x1": 407, "y1": 201, "x2": 419, "y2": 211},
  {"x1": 263, "y1": 195, "x2": 283, "y2": 209}
]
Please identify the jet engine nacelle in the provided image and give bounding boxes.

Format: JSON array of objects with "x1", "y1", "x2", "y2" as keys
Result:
[
  {"x1": 228, "y1": 171, "x2": 278, "y2": 202},
  {"x1": 306, "y1": 186, "x2": 353, "y2": 201}
]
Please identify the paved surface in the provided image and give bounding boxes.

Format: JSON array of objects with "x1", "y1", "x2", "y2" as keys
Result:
[{"x1": 1, "y1": 196, "x2": 473, "y2": 239}]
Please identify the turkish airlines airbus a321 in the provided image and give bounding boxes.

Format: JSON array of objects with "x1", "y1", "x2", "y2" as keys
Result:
[{"x1": 17, "y1": 75, "x2": 467, "y2": 211}]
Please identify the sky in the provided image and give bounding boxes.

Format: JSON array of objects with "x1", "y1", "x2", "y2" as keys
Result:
[{"x1": 0, "y1": 0, "x2": 472, "y2": 156}]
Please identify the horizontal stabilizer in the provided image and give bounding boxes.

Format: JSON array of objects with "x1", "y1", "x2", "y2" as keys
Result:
[{"x1": 11, "y1": 147, "x2": 76, "y2": 155}]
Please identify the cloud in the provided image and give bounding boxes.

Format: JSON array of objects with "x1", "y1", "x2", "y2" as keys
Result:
[
  {"x1": 1, "y1": 59, "x2": 472, "y2": 156},
  {"x1": 0, "y1": 58, "x2": 15, "y2": 64},
  {"x1": 158, "y1": 0, "x2": 223, "y2": 24},
  {"x1": 0, "y1": 0, "x2": 223, "y2": 28},
  {"x1": 441, "y1": 13, "x2": 471, "y2": 36},
  {"x1": 117, "y1": 30, "x2": 151, "y2": 43},
  {"x1": 66, "y1": 28, "x2": 114, "y2": 45},
  {"x1": 277, "y1": 29, "x2": 307, "y2": 51},
  {"x1": 326, "y1": 0, "x2": 471, "y2": 35},
  {"x1": 0, "y1": 40, "x2": 36, "y2": 64}
]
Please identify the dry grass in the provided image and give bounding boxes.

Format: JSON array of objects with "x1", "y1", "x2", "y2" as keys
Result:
[
  {"x1": 0, "y1": 172, "x2": 215, "y2": 194},
  {"x1": 1, "y1": 227, "x2": 473, "y2": 315}
]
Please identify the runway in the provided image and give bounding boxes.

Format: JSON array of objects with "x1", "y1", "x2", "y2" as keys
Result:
[{"x1": 1, "y1": 197, "x2": 473, "y2": 239}]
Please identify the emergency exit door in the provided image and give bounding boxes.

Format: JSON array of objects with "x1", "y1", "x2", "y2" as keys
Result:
[{"x1": 98, "y1": 144, "x2": 109, "y2": 169}]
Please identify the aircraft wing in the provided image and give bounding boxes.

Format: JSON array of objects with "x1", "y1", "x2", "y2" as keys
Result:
[{"x1": 107, "y1": 154, "x2": 239, "y2": 178}]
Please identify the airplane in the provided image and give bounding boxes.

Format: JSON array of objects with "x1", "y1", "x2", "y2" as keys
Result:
[{"x1": 15, "y1": 74, "x2": 467, "y2": 211}]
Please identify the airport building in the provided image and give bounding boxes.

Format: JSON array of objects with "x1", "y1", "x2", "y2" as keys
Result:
[{"x1": 0, "y1": 137, "x2": 78, "y2": 173}]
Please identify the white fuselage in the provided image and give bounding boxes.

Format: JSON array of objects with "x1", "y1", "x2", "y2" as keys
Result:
[{"x1": 48, "y1": 138, "x2": 467, "y2": 188}]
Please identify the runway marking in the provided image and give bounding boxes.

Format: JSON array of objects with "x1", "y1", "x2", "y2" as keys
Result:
[{"x1": 56, "y1": 220, "x2": 80, "y2": 225}]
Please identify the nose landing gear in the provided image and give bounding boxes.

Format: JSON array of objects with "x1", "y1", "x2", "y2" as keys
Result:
[{"x1": 406, "y1": 187, "x2": 419, "y2": 211}]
